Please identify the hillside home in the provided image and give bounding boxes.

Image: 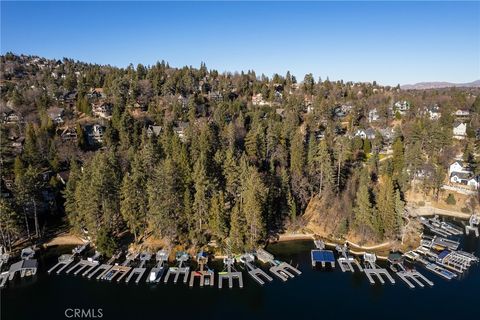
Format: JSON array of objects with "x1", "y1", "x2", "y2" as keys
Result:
[
  {"x1": 354, "y1": 128, "x2": 376, "y2": 140},
  {"x1": 92, "y1": 102, "x2": 113, "y2": 119},
  {"x1": 427, "y1": 105, "x2": 441, "y2": 120},
  {"x1": 453, "y1": 109, "x2": 470, "y2": 117},
  {"x1": 252, "y1": 93, "x2": 269, "y2": 106},
  {"x1": 368, "y1": 108, "x2": 380, "y2": 122},
  {"x1": 394, "y1": 101, "x2": 410, "y2": 114},
  {"x1": 147, "y1": 125, "x2": 162, "y2": 137},
  {"x1": 47, "y1": 107, "x2": 64, "y2": 124},
  {"x1": 60, "y1": 127, "x2": 78, "y2": 142},
  {"x1": 450, "y1": 172, "x2": 479, "y2": 189},
  {"x1": 453, "y1": 122, "x2": 467, "y2": 138},
  {"x1": 173, "y1": 122, "x2": 189, "y2": 142}
]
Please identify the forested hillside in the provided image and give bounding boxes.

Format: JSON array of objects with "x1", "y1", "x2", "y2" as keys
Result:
[{"x1": 1, "y1": 53, "x2": 479, "y2": 254}]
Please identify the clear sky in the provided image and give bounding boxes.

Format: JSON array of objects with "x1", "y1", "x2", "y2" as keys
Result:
[{"x1": 1, "y1": 1, "x2": 479, "y2": 86}]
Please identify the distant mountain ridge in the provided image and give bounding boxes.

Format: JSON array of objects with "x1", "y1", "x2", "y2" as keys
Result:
[{"x1": 401, "y1": 80, "x2": 480, "y2": 90}]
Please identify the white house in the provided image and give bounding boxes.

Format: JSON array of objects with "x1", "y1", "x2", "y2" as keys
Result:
[
  {"x1": 453, "y1": 122, "x2": 467, "y2": 138},
  {"x1": 453, "y1": 109, "x2": 470, "y2": 117},
  {"x1": 394, "y1": 101, "x2": 410, "y2": 114},
  {"x1": 449, "y1": 160, "x2": 469, "y2": 175},
  {"x1": 450, "y1": 172, "x2": 479, "y2": 189},
  {"x1": 252, "y1": 93, "x2": 269, "y2": 106},
  {"x1": 427, "y1": 105, "x2": 441, "y2": 120},
  {"x1": 368, "y1": 108, "x2": 380, "y2": 123},
  {"x1": 354, "y1": 128, "x2": 376, "y2": 140}
]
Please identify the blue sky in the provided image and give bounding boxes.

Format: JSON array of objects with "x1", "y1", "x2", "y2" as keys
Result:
[{"x1": 1, "y1": 1, "x2": 479, "y2": 86}]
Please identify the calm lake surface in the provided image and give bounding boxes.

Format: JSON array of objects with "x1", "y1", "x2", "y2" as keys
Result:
[{"x1": 1, "y1": 235, "x2": 480, "y2": 320}]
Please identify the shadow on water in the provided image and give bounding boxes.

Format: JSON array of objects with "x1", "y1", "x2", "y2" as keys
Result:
[{"x1": 1, "y1": 237, "x2": 480, "y2": 320}]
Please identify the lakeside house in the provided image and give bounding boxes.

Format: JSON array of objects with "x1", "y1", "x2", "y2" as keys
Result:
[
  {"x1": 448, "y1": 160, "x2": 479, "y2": 189},
  {"x1": 453, "y1": 122, "x2": 467, "y2": 139}
]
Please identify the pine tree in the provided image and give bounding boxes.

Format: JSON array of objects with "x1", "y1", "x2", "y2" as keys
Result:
[
  {"x1": 209, "y1": 192, "x2": 228, "y2": 241},
  {"x1": 228, "y1": 204, "x2": 245, "y2": 252},
  {"x1": 313, "y1": 140, "x2": 334, "y2": 196},
  {"x1": 376, "y1": 177, "x2": 397, "y2": 238},
  {"x1": 353, "y1": 171, "x2": 375, "y2": 236}
]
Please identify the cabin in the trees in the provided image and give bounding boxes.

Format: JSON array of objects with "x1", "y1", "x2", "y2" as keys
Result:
[
  {"x1": 354, "y1": 128, "x2": 376, "y2": 140},
  {"x1": 47, "y1": 107, "x2": 65, "y2": 124},
  {"x1": 60, "y1": 126, "x2": 78, "y2": 142},
  {"x1": 453, "y1": 122, "x2": 467, "y2": 139},
  {"x1": 147, "y1": 125, "x2": 162, "y2": 137},
  {"x1": 61, "y1": 91, "x2": 78, "y2": 108},
  {"x1": 426, "y1": 105, "x2": 441, "y2": 120},
  {"x1": 173, "y1": 122, "x2": 189, "y2": 142},
  {"x1": 368, "y1": 108, "x2": 380, "y2": 122},
  {"x1": 252, "y1": 93, "x2": 268, "y2": 106},
  {"x1": 85, "y1": 124, "x2": 105, "y2": 145},
  {"x1": 394, "y1": 100, "x2": 410, "y2": 115},
  {"x1": 92, "y1": 102, "x2": 113, "y2": 119}
]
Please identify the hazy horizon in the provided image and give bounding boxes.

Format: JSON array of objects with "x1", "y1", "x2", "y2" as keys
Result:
[{"x1": 1, "y1": 1, "x2": 479, "y2": 86}]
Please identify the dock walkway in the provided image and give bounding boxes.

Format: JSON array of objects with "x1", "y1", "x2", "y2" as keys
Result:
[
  {"x1": 218, "y1": 256, "x2": 243, "y2": 289},
  {"x1": 239, "y1": 253, "x2": 272, "y2": 285}
]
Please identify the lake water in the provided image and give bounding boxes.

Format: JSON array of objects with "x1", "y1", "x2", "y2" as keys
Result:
[{"x1": 1, "y1": 236, "x2": 479, "y2": 320}]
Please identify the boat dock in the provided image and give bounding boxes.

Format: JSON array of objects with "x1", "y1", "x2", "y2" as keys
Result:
[
  {"x1": 421, "y1": 235, "x2": 459, "y2": 251},
  {"x1": 389, "y1": 253, "x2": 433, "y2": 288},
  {"x1": 218, "y1": 255, "x2": 243, "y2": 289},
  {"x1": 48, "y1": 254, "x2": 75, "y2": 274},
  {"x1": 147, "y1": 249, "x2": 169, "y2": 283},
  {"x1": 419, "y1": 216, "x2": 463, "y2": 237},
  {"x1": 336, "y1": 244, "x2": 363, "y2": 272},
  {"x1": 189, "y1": 252, "x2": 214, "y2": 287},
  {"x1": 0, "y1": 271, "x2": 9, "y2": 288},
  {"x1": 0, "y1": 246, "x2": 10, "y2": 272},
  {"x1": 101, "y1": 251, "x2": 138, "y2": 282},
  {"x1": 425, "y1": 263, "x2": 457, "y2": 280},
  {"x1": 465, "y1": 214, "x2": 479, "y2": 237},
  {"x1": 311, "y1": 240, "x2": 335, "y2": 268},
  {"x1": 164, "y1": 252, "x2": 190, "y2": 284},
  {"x1": 66, "y1": 251, "x2": 101, "y2": 276},
  {"x1": 239, "y1": 253, "x2": 272, "y2": 285},
  {"x1": 436, "y1": 250, "x2": 478, "y2": 273},
  {"x1": 256, "y1": 249, "x2": 301, "y2": 282},
  {"x1": 89, "y1": 251, "x2": 121, "y2": 280},
  {"x1": 125, "y1": 252, "x2": 151, "y2": 284},
  {"x1": 362, "y1": 253, "x2": 395, "y2": 285}
]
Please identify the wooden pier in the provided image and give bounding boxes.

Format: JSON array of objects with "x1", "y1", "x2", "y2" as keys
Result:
[
  {"x1": 362, "y1": 253, "x2": 395, "y2": 285},
  {"x1": 189, "y1": 252, "x2": 214, "y2": 287},
  {"x1": 125, "y1": 252, "x2": 151, "y2": 284},
  {"x1": 147, "y1": 249, "x2": 169, "y2": 283},
  {"x1": 239, "y1": 253, "x2": 272, "y2": 285},
  {"x1": 164, "y1": 252, "x2": 190, "y2": 284},
  {"x1": 218, "y1": 256, "x2": 243, "y2": 289},
  {"x1": 336, "y1": 244, "x2": 363, "y2": 272}
]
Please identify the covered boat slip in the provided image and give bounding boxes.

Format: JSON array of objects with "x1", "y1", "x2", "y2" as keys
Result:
[{"x1": 311, "y1": 250, "x2": 335, "y2": 268}]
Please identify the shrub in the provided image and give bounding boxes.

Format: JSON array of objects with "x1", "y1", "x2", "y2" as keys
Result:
[
  {"x1": 461, "y1": 207, "x2": 471, "y2": 214},
  {"x1": 446, "y1": 193, "x2": 456, "y2": 206}
]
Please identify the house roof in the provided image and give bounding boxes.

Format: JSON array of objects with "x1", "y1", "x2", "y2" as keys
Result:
[{"x1": 450, "y1": 171, "x2": 471, "y2": 180}]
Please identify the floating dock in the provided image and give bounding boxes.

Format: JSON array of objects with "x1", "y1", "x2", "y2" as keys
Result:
[
  {"x1": 218, "y1": 256, "x2": 243, "y2": 289},
  {"x1": 189, "y1": 252, "x2": 214, "y2": 287},
  {"x1": 436, "y1": 250, "x2": 478, "y2": 273},
  {"x1": 336, "y1": 244, "x2": 363, "y2": 272},
  {"x1": 66, "y1": 252, "x2": 101, "y2": 276},
  {"x1": 164, "y1": 252, "x2": 190, "y2": 284},
  {"x1": 362, "y1": 253, "x2": 395, "y2": 285},
  {"x1": 147, "y1": 249, "x2": 169, "y2": 283},
  {"x1": 421, "y1": 235, "x2": 459, "y2": 251},
  {"x1": 419, "y1": 216, "x2": 463, "y2": 237},
  {"x1": 125, "y1": 252, "x2": 151, "y2": 284},
  {"x1": 239, "y1": 253, "x2": 272, "y2": 285},
  {"x1": 256, "y1": 249, "x2": 301, "y2": 282},
  {"x1": 425, "y1": 263, "x2": 457, "y2": 280}
]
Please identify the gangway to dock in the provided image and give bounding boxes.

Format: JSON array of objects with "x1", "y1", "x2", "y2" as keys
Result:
[
  {"x1": 189, "y1": 252, "x2": 214, "y2": 287},
  {"x1": 336, "y1": 244, "x2": 363, "y2": 273},
  {"x1": 164, "y1": 252, "x2": 190, "y2": 284},
  {"x1": 362, "y1": 253, "x2": 395, "y2": 285},
  {"x1": 239, "y1": 253, "x2": 272, "y2": 285},
  {"x1": 218, "y1": 255, "x2": 243, "y2": 289},
  {"x1": 125, "y1": 252, "x2": 151, "y2": 284},
  {"x1": 146, "y1": 249, "x2": 169, "y2": 283}
]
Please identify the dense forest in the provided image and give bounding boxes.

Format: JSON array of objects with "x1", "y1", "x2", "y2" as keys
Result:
[{"x1": 1, "y1": 53, "x2": 479, "y2": 255}]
